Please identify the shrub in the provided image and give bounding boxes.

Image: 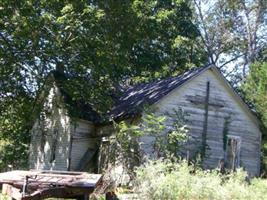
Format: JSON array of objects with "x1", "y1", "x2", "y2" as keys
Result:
[
  {"x1": 101, "y1": 108, "x2": 189, "y2": 185},
  {"x1": 134, "y1": 159, "x2": 267, "y2": 200}
]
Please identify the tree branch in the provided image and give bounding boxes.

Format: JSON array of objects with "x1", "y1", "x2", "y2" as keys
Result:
[{"x1": 218, "y1": 53, "x2": 245, "y2": 69}]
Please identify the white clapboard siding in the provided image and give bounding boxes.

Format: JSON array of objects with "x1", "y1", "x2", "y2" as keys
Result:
[
  {"x1": 146, "y1": 68, "x2": 262, "y2": 176},
  {"x1": 29, "y1": 84, "x2": 71, "y2": 171},
  {"x1": 70, "y1": 120, "x2": 98, "y2": 171}
]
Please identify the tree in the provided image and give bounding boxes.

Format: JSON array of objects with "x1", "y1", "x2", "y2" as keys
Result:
[
  {"x1": 0, "y1": 0, "x2": 205, "y2": 109},
  {"x1": 0, "y1": 82, "x2": 34, "y2": 169},
  {"x1": 243, "y1": 61, "x2": 267, "y2": 174},
  {"x1": 243, "y1": 62, "x2": 267, "y2": 128},
  {"x1": 192, "y1": 0, "x2": 267, "y2": 84},
  {"x1": 0, "y1": 0, "x2": 205, "y2": 170}
]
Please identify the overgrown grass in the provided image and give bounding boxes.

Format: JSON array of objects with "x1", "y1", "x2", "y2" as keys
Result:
[
  {"x1": 0, "y1": 194, "x2": 8, "y2": 200},
  {"x1": 134, "y1": 159, "x2": 267, "y2": 200}
]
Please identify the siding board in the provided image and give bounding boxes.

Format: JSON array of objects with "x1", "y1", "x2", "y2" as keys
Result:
[
  {"x1": 151, "y1": 69, "x2": 261, "y2": 176},
  {"x1": 70, "y1": 120, "x2": 98, "y2": 171},
  {"x1": 29, "y1": 84, "x2": 71, "y2": 171}
]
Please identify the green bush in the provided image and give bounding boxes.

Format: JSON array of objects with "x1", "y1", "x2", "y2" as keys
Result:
[{"x1": 134, "y1": 159, "x2": 267, "y2": 200}]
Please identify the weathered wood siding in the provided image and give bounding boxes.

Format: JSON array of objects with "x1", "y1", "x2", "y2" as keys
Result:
[
  {"x1": 97, "y1": 124, "x2": 120, "y2": 172},
  {"x1": 70, "y1": 120, "x2": 98, "y2": 171},
  {"x1": 143, "y1": 68, "x2": 261, "y2": 176},
  {"x1": 29, "y1": 82, "x2": 99, "y2": 171},
  {"x1": 29, "y1": 84, "x2": 71, "y2": 171}
]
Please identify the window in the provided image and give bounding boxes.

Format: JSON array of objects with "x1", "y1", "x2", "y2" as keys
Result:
[{"x1": 226, "y1": 135, "x2": 241, "y2": 170}]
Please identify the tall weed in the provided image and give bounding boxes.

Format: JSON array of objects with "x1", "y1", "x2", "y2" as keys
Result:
[{"x1": 134, "y1": 159, "x2": 267, "y2": 200}]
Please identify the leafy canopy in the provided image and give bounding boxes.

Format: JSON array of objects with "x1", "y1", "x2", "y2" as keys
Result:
[
  {"x1": 0, "y1": 0, "x2": 206, "y2": 170},
  {"x1": 244, "y1": 62, "x2": 267, "y2": 129}
]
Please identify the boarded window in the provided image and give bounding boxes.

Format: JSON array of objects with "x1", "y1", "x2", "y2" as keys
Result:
[{"x1": 226, "y1": 136, "x2": 241, "y2": 170}]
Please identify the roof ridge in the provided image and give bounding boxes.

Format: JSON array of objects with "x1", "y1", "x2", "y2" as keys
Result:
[{"x1": 124, "y1": 65, "x2": 211, "y2": 92}]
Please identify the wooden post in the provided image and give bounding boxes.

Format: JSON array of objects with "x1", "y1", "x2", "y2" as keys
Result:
[{"x1": 201, "y1": 81, "x2": 210, "y2": 160}]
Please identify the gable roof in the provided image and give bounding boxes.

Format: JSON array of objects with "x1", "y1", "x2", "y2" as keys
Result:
[
  {"x1": 39, "y1": 67, "x2": 258, "y2": 126},
  {"x1": 109, "y1": 65, "x2": 211, "y2": 120},
  {"x1": 109, "y1": 65, "x2": 259, "y2": 126}
]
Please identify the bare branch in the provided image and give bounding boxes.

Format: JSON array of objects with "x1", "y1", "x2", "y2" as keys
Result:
[{"x1": 218, "y1": 53, "x2": 245, "y2": 69}]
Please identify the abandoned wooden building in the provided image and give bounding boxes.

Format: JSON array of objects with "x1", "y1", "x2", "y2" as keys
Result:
[{"x1": 29, "y1": 65, "x2": 262, "y2": 176}]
